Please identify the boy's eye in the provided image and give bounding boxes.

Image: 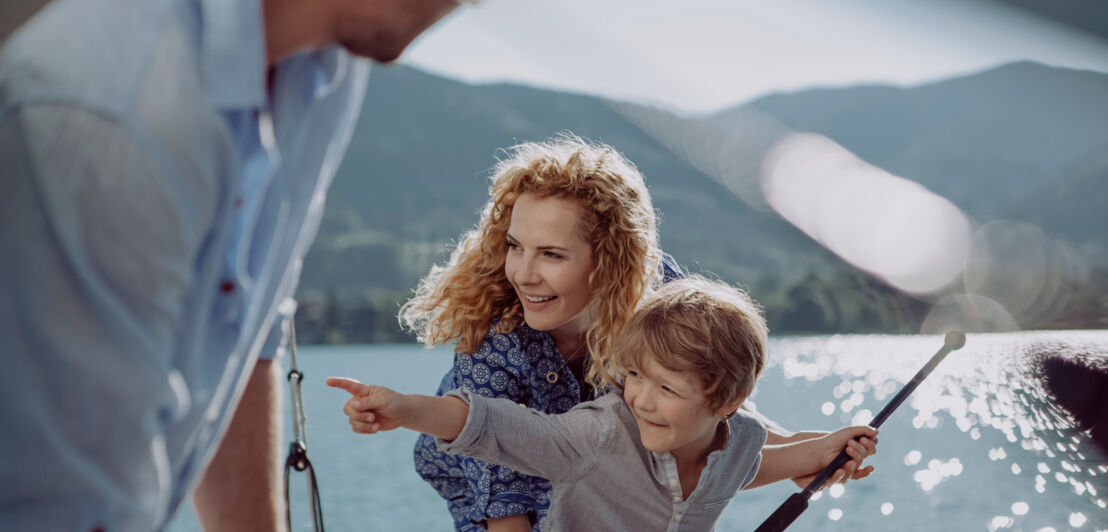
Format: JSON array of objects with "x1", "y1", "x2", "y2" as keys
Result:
[{"x1": 627, "y1": 370, "x2": 640, "y2": 378}]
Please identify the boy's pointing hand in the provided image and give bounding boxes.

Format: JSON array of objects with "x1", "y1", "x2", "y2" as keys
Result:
[{"x1": 326, "y1": 377, "x2": 409, "y2": 434}]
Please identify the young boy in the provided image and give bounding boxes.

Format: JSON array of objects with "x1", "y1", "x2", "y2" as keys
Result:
[{"x1": 328, "y1": 277, "x2": 877, "y2": 530}]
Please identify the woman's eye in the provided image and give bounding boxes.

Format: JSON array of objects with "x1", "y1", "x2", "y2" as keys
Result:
[
  {"x1": 543, "y1": 251, "x2": 563, "y2": 259},
  {"x1": 506, "y1": 241, "x2": 519, "y2": 250}
]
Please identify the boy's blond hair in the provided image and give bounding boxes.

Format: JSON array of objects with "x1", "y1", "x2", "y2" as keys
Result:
[{"x1": 607, "y1": 276, "x2": 769, "y2": 410}]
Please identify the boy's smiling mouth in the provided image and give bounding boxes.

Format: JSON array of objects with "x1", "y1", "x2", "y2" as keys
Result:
[{"x1": 635, "y1": 413, "x2": 668, "y2": 428}]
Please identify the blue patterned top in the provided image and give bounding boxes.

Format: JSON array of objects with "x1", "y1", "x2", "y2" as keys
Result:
[
  {"x1": 413, "y1": 255, "x2": 684, "y2": 531},
  {"x1": 414, "y1": 324, "x2": 575, "y2": 531}
]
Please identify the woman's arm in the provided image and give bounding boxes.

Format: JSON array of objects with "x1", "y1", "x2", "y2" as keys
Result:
[{"x1": 747, "y1": 426, "x2": 878, "y2": 490}]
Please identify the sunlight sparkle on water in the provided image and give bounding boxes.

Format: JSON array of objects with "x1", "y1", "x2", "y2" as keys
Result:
[
  {"x1": 905, "y1": 450, "x2": 922, "y2": 466},
  {"x1": 989, "y1": 516, "x2": 1015, "y2": 531},
  {"x1": 1069, "y1": 512, "x2": 1087, "y2": 527},
  {"x1": 827, "y1": 509, "x2": 843, "y2": 521},
  {"x1": 759, "y1": 332, "x2": 1108, "y2": 530}
]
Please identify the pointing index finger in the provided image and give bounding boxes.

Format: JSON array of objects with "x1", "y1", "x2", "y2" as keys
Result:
[{"x1": 326, "y1": 376, "x2": 368, "y2": 396}]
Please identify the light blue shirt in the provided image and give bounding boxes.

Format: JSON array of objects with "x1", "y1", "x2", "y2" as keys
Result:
[{"x1": 0, "y1": 0, "x2": 368, "y2": 529}]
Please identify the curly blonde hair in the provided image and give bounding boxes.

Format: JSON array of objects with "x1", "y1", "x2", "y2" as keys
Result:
[{"x1": 400, "y1": 134, "x2": 663, "y2": 387}]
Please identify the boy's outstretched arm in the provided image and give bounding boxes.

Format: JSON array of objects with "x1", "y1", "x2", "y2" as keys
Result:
[
  {"x1": 326, "y1": 377, "x2": 469, "y2": 440},
  {"x1": 747, "y1": 426, "x2": 878, "y2": 490}
]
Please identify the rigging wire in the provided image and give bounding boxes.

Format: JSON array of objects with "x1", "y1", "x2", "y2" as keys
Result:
[{"x1": 284, "y1": 320, "x2": 325, "y2": 531}]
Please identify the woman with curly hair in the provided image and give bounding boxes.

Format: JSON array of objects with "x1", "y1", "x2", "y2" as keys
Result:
[{"x1": 338, "y1": 134, "x2": 824, "y2": 531}]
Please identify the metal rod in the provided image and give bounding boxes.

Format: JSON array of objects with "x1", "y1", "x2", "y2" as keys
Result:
[{"x1": 754, "y1": 331, "x2": 966, "y2": 532}]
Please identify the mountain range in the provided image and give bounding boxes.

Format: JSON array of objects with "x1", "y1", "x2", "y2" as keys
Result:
[{"x1": 293, "y1": 60, "x2": 1108, "y2": 341}]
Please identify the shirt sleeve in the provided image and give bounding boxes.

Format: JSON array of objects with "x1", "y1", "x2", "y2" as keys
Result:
[
  {"x1": 0, "y1": 103, "x2": 220, "y2": 530},
  {"x1": 437, "y1": 389, "x2": 614, "y2": 483},
  {"x1": 738, "y1": 400, "x2": 790, "y2": 437},
  {"x1": 449, "y1": 341, "x2": 549, "y2": 522},
  {"x1": 733, "y1": 414, "x2": 768, "y2": 489}
]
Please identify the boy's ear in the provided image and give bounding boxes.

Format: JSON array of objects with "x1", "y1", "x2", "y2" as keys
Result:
[{"x1": 715, "y1": 399, "x2": 745, "y2": 420}]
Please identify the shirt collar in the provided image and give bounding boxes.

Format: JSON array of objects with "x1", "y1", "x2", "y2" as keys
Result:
[
  {"x1": 275, "y1": 46, "x2": 350, "y2": 104},
  {"x1": 198, "y1": 0, "x2": 266, "y2": 110},
  {"x1": 198, "y1": 0, "x2": 351, "y2": 111},
  {"x1": 311, "y1": 46, "x2": 348, "y2": 100}
]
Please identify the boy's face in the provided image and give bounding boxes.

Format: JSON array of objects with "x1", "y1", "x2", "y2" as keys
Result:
[{"x1": 623, "y1": 355, "x2": 732, "y2": 462}]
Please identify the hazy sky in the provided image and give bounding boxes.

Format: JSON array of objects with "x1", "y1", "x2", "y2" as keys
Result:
[{"x1": 401, "y1": 0, "x2": 1108, "y2": 114}]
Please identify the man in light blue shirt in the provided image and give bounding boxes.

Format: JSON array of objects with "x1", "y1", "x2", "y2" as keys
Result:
[{"x1": 0, "y1": 0, "x2": 467, "y2": 530}]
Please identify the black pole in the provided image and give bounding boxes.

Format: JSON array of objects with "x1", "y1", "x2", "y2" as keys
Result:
[{"x1": 753, "y1": 331, "x2": 966, "y2": 532}]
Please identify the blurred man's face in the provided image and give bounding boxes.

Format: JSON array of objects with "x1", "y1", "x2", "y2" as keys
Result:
[{"x1": 335, "y1": 0, "x2": 461, "y2": 63}]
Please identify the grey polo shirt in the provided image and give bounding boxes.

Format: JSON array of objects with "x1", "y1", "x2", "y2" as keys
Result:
[{"x1": 438, "y1": 389, "x2": 767, "y2": 531}]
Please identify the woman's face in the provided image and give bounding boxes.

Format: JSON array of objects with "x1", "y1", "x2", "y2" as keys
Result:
[{"x1": 504, "y1": 193, "x2": 597, "y2": 345}]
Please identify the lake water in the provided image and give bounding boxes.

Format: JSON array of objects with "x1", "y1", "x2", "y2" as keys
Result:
[{"x1": 168, "y1": 331, "x2": 1108, "y2": 532}]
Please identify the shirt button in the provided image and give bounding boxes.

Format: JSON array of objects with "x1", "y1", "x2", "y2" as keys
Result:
[
  {"x1": 674, "y1": 513, "x2": 683, "y2": 521},
  {"x1": 672, "y1": 495, "x2": 681, "y2": 503}
]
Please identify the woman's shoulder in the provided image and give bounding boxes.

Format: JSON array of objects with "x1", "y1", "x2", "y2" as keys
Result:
[{"x1": 660, "y1": 251, "x2": 685, "y2": 282}]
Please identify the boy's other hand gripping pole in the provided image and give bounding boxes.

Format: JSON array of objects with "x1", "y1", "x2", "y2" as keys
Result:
[{"x1": 753, "y1": 331, "x2": 966, "y2": 532}]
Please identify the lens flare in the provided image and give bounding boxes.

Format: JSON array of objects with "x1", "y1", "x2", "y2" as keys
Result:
[
  {"x1": 759, "y1": 133, "x2": 972, "y2": 294},
  {"x1": 921, "y1": 293, "x2": 1020, "y2": 334}
]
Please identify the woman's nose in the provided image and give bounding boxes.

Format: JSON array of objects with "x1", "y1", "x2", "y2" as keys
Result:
[{"x1": 512, "y1": 254, "x2": 541, "y2": 286}]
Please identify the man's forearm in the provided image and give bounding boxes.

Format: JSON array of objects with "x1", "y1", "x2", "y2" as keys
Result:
[{"x1": 194, "y1": 359, "x2": 285, "y2": 532}]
